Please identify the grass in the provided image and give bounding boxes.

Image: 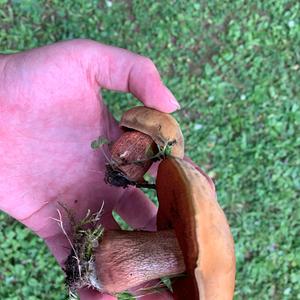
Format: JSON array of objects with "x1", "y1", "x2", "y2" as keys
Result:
[{"x1": 0, "y1": 0, "x2": 299, "y2": 299}]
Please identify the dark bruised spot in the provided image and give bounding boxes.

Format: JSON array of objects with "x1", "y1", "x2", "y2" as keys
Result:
[
  {"x1": 104, "y1": 164, "x2": 156, "y2": 190},
  {"x1": 74, "y1": 199, "x2": 78, "y2": 204},
  {"x1": 104, "y1": 164, "x2": 135, "y2": 189}
]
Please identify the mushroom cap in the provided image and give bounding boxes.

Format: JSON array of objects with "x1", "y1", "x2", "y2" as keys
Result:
[
  {"x1": 120, "y1": 106, "x2": 184, "y2": 158},
  {"x1": 156, "y1": 158, "x2": 236, "y2": 300}
]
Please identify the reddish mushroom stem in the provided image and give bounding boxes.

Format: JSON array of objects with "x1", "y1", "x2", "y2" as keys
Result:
[
  {"x1": 107, "y1": 131, "x2": 158, "y2": 185},
  {"x1": 95, "y1": 230, "x2": 186, "y2": 294}
]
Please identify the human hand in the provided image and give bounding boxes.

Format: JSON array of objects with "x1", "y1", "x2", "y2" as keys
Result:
[{"x1": 0, "y1": 39, "x2": 180, "y2": 299}]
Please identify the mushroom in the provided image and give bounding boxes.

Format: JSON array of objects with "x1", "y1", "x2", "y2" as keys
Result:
[
  {"x1": 87, "y1": 158, "x2": 235, "y2": 299},
  {"x1": 105, "y1": 106, "x2": 184, "y2": 188}
]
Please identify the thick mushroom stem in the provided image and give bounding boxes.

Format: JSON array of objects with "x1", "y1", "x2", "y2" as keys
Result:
[{"x1": 95, "y1": 230, "x2": 186, "y2": 294}]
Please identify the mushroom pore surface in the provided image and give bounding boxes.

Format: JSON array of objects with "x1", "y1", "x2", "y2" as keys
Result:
[{"x1": 157, "y1": 158, "x2": 236, "y2": 300}]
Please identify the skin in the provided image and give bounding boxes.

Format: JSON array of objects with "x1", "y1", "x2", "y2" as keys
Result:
[{"x1": 0, "y1": 39, "x2": 180, "y2": 300}]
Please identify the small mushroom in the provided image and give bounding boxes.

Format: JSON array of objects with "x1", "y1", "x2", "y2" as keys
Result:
[
  {"x1": 94, "y1": 158, "x2": 235, "y2": 299},
  {"x1": 105, "y1": 106, "x2": 184, "y2": 187}
]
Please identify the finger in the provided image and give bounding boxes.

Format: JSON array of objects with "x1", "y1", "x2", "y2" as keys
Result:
[
  {"x1": 114, "y1": 187, "x2": 157, "y2": 231},
  {"x1": 129, "y1": 280, "x2": 173, "y2": 300},
  {"x1": 147, "y1": 161, "x2": 159, "y2": 178},
  {"x1": 135, "y1": 290, "x2": 173, "y2": 300},
  {"x1": 140, "y1": 292, "x2": 173, "y2": 300},
  {"x1": 78, "y1": 287, "x2": 116, "y2": 300},
  {"x1": 80, "y1": 40, "x2": 180, "y2": 113},
  {"x1": 101, "y1": 211, "x2": 122, "y2": 230}
]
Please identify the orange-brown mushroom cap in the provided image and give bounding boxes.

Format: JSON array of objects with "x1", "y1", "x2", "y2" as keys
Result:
[
  {"x1": 120, "y1": 106, "x2": 184, "y2": 158},
  {"x1": 156, "y1": 158, "x2": 235, "y2": 300}
]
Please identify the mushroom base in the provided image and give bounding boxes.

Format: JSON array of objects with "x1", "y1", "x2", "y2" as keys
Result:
[{"x1": 64, "y1": 249, "x2": 101, "y2": 291}]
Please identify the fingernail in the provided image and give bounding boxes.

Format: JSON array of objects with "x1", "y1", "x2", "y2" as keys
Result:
[{"x1": 169, "y1": 96, "x2": 181, "y2": 110}]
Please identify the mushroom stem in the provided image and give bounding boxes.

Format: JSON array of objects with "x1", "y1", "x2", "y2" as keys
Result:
[
  {"x1": 95, "y1": 230, "x2": 186, "y2": 294},
  {"x1": 110, "y1": 131, "x2": 157, "y2": 181},
  {"x1": 105, "y1": 131, "x2": 158, "y2": 188}
]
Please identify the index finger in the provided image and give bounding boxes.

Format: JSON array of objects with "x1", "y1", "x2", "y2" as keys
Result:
[{"x1": 81, "y1": 39, "x2": 180, "y2": 113}]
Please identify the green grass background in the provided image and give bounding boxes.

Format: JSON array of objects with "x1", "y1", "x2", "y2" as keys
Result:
[{"x1": 0, "y1": 0, "x2": 299, "y2": 299}]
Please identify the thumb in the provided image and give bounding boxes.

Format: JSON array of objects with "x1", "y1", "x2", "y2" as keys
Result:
[{"x1": 114, "y1": 186, "x2": 158, "y2": 231}]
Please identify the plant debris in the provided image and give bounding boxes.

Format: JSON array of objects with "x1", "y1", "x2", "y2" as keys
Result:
[
  {"x1": 52, "y1": 204, "x2": 105, "y2": 295},
  {"x1": 52, "y1": 202, "x2": 181, "y2": 299}
]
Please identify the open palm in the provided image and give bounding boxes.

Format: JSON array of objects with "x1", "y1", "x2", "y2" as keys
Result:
[{"x1": 0, "y1": 39, "x2": 179, "y2": 299}]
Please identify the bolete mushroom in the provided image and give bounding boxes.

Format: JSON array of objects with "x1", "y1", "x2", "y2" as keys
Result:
[
  {"x1": 67, "y1": 157, "x2": 235, "y2": 299},
  {"x1": 105, "y1": 106, "x2": 184, "y2": 188}
]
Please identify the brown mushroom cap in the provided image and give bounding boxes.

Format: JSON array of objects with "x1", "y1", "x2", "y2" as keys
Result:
[
  {"x1": 120, "y1": 106, "x2": 184, "y2": 158},
  {"x1": 156, "y1": 158, "x2": 236, "y2": 300}
]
